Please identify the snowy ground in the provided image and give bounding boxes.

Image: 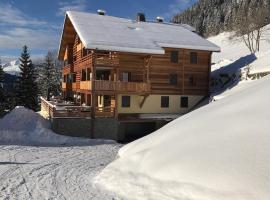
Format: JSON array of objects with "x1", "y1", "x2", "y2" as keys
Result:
[
  {"x1": 0, "y1": 107, "x2": 121, "y2": 199},
  {"x1": 0, "y1": 144, "x2": 120, "y2": 200}
]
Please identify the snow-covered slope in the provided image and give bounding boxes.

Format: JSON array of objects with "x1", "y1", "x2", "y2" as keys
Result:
[
  {"x1": 2, "y1": 59, "x2": 20, "y2": 76},
  {"x1": 208, "y1": 24, "x2": 270, "y2": 74},
  {"x1": 95, "y1": 75, "x2": 270, "y2": 200},
  {"x1": 0, "y1": 106, "x2": 114, "y2": 146}
]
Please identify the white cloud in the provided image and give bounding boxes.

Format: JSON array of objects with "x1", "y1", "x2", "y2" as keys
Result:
[
  {"x1": 0, "y1": 3, "x2": 46, "y2": 26},
  {"x1": 57, "y1": 0, "x2": 87, "y2": 16},
  {"x1": 0, "y1": 28, "x2": 58, "y2": 50},
  {"x1": 0, "y1": 3, "x2": 59, "y2": 55}
]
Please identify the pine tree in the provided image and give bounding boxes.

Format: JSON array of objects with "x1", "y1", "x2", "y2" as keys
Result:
[
  {"x1": 38, "y1": 51, "x2": 61, "y2": 100},
  {"x1": 0, "y1": 60, "x2": 5, "y2": 115},
  {"x1": 15, "y1": 46, "x2": 39, "y2": 111}
]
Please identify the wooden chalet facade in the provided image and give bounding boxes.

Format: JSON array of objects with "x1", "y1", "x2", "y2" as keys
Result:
[{"x1": 41, "y1": 11, "x2": 220, "y2": 141}]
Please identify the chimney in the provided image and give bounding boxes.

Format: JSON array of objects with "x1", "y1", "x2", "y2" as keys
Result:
[
  {"x1": 137, "y1": 13, "x2": 146, "y2": 22},
  {"x1": 97, "y1": 9, "x2": 106, "y2": 15},
  {"x1": 156, "y1": 16, "x2": 164, "y2": 23}
]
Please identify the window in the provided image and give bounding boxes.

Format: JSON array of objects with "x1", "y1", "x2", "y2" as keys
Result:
[
  {"x1": 169, "y1": 74, "x2": 178, "y2": 85},
  {"x1": 122, "y1": 96, "x2": 130, "y2": 107},
  {"x1": 86, "y1": 69, "x2": 91, "y2": 80},
  {"x1": 67, "y1": 74, "x2": 73, "y2": 83},
  {"x1": 161, "y1": 96, "x2": 169, "y2": 108},
  {"x1": 63, "y1": 75, "x2": 66, "y2": 83},
  {"x1": 122, "y1": 72, "x2": 131, "y2": 82},
  {"x1": 181, "y1": 97, "x2": 188, "y2": 108},
  {"x1": 190, "y1": 52, "x2": 198, "y2": 64},
  {"x1": 72, "y1": 73, "x2": 76, "y2": 83},
  {"x1": 188, "y1": 75, "x2": 196, "y2": 86},
  {"x1": 82, "y1": 48, "x2": 88, "y2": 57},
  {"x1": 170, "y1": 51, "x2": 179, "y2": 63},
  {"x1": 81, "y1": 69, "x2": 86, "y2": 81}
]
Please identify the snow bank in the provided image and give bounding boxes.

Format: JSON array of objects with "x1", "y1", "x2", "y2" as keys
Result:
[
  {"x1": 0, "y1": 106, "x2": 113, "y2": 146},
  {"x1": 208, "y1": 24, "x2": 270, "y2": 74},
  {"x1": 95, "y1": 75, "x2": 270, "y2": 200}
]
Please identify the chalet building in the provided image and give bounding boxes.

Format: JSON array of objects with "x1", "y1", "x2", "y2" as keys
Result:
[{"x1": 41, "y1": 10, "x2": 220, "y2": 142}]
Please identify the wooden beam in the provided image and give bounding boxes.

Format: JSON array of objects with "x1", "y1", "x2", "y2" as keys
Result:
[{"x1": 139, "y1": 94, "x2": 149, "y2": 108}]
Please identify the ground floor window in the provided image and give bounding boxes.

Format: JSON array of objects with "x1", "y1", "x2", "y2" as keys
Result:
[
  {"x1": 181, "y1": 96, "x2": 189, "y2": 108},
  {"x1": 122, "y1": 96, "x2": 130, "y2": 107},
  {"x1": 161, "y1": 96, "x2": 169, "y2": 108}
]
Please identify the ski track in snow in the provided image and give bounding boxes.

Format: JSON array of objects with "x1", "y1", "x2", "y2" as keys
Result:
[{"x1": 0, "y1": 144, "x2": 121, "y2": 200}]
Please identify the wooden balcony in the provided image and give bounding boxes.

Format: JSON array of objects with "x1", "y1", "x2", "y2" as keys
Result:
[
  {"x1": 78, "y1": 80, "x2": 150, "y2": 93},
  {"x1": 95, "y1": 80, "x2": 150, "y2": 92},
  {"x1": 40, "y1": 97, "x2": 115, "y2": 119},
  {"x1": 96, "y1": 52, "x2": 119, "y2": 66},
  {"x1": 74, "y1": 54, "x2": 92, "y2": 71},
  {"x1": 80, "y1": 81, "x2": 91, "y2": 90}
]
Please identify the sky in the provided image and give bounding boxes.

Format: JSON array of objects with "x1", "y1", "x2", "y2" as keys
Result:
[{"x1": 0, "y1": 0, "x2": 197, "y2": 62}]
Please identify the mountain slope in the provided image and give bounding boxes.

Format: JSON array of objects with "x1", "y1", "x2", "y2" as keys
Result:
[
  {"x1": 2, "y1": 59, "x2": 20, "y2": 76},
  {"x1": 173, "y1": 0, "x2": 270, "y2": 36},
  {"x1": 208, "y1": 24, "x2": 270, "y2": 74}
]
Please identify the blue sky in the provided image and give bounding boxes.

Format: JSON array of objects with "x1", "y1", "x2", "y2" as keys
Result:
[{"x1": 0, "y1": 0, "x2": 197, "y2": 61}]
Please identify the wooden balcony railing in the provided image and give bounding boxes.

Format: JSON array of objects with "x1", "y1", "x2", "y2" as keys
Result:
[
  {"x1": 96, "y1": 53, "x2": 119, "y2": 66},
  {"x1": 95, "y1": 106, "x2": 115, "y2": 118},
  {"x1": 65, "y1": 79, "x2": 151, "y2": 93},
  {"x1": 94, "y1": 80, "x2": 150, "y2": 92},
  {"x1": 80, "y1": 81, "x2": 91, "y2": 90},
  {"x1": 40, "y1": 97, "x2": 115, "y2": 119},
  {"x1": 74, "y1": 53, "x2": 93, "y2": 71},
  {"x1": 78, "y1": 80, "x2": 150, "y2": 92}
]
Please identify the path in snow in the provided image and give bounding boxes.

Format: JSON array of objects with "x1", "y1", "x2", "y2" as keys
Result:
[{"x1": 0, "y1": 144, "x2": 120, "y2": 200}]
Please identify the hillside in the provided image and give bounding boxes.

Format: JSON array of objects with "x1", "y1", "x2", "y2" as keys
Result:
[
  {"x1": 173, "y1": 0, "x2": 270, "y2": 36},
  {"x1": 208, "y1": 24, "x2": 270, "y2": 75}
]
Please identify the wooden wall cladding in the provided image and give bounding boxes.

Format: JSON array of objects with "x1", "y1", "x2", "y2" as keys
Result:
[{"x1": 149, "y1": 48, "x2": 211, "y2": 95}]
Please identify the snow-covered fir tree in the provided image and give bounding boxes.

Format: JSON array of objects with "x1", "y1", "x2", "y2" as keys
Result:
[
  {"x1": 15, "y1": 46, "x2": 39, "y2": 111},
  {"x1": 38, "y1": 50, "x2": 61, "y2": 100}
]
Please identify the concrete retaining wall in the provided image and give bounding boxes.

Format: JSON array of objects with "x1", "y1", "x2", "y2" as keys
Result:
[{"x1": 51, "y1": 117, "x2": 169, "y2": 142}]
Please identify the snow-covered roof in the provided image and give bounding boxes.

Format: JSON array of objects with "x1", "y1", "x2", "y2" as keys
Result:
[{"x1": 60, "y1": 11, "x2": 220, "y2": 56}]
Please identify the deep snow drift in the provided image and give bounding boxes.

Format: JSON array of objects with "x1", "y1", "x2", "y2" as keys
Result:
[
  {"x1": 0, "y1": 106, "x2": 113, "y2": 146},
  {"x1": 95, "y1": 75, "x2": 270, "y2": 200}
]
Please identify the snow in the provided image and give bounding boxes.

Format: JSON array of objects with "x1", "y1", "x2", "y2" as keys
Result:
[
  {"x1": 64, "y1": 11, "x2": 220, "y2": 55},
  {"x1": 208, "y1": 25, "x2": 270, "y2": 74},
  {"x1": 95, "y1": 75, "x2": 270, "y2": 200},
  {"x1": 0, "y1": 107, "x2": 121, "y2": 199},
  {"x1": 2, "y1": 59, "x2": 20, "y2": 76},
  {"x1": 0, "y1": 106, "x2": 114, "y2": 146}
]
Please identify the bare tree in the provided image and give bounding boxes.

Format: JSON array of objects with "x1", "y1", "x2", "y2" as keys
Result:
[{"x1": 232, "y1": 7, "x2": 269, "y2": 53}]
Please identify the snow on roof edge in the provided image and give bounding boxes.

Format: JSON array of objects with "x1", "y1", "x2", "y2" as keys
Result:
[
  {"x1": 58, "y1": 14, "x2": 68, "y2": 59},
  {"x1": 85, "y1": 43, "x2": 165, "y2": 54},
  {"x1": 158, "y1": 42, "x2": 221, "y2": 52}
]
